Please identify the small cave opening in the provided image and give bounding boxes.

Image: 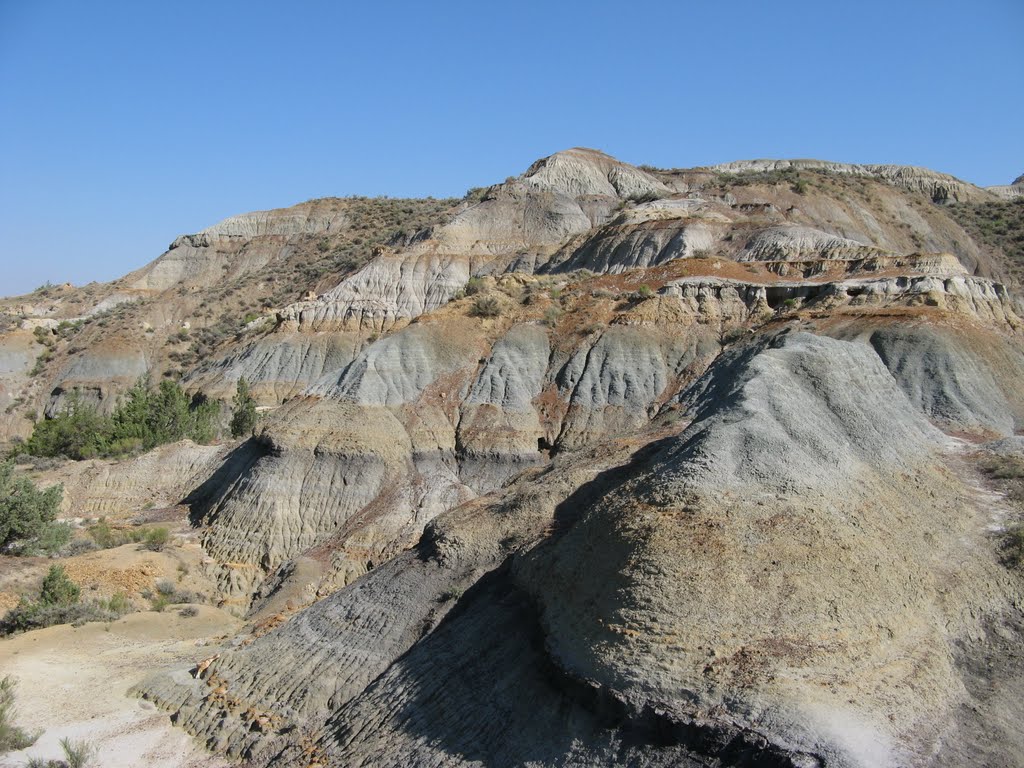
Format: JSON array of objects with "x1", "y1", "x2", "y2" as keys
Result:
[{"x1": 538, "y1": 436, "x2": 554, "y2": 454}]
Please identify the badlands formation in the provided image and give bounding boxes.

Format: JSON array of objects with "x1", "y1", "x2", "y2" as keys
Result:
[{"x1": 1, "y1": 148, "x2": 1024, "y2": 766}]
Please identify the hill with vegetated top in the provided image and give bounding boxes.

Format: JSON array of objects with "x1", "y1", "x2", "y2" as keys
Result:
[{"x1": 3, "y1": 148, "x2": 1024, "y2": 767}]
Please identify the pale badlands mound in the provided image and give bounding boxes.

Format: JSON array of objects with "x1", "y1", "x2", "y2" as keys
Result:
[{"x1": 139, "y1": 333, "x2": 1024, "y2": 767}]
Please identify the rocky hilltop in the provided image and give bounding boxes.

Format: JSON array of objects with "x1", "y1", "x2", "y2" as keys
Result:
[{"x1": 3, "y1": 148, "x2": 1024, "y2": 766}]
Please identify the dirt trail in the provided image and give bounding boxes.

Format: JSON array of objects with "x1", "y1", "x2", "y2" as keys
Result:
[{"x1": 0, "y1": 606, "x2": 241, "y2": 767}]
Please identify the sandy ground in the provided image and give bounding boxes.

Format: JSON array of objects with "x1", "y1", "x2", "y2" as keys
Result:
[
  {"x1": 0, "y1": 486, "x2": 246, "y2": 767},
  {"x1": 0, "y1": 605, "x2": 242, "y2": 767}
]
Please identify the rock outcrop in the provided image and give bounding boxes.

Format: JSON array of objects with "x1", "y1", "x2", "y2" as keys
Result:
[
  {"x1": 34, "y1": 439, "x2": 231, "y2": 518},
  {"x1": 153, "y1": 243, "x2": 1024, "y2": 610},
  {"x1": 1, "y1": 148, "x2": 1011, "y2": 439},
  {"x1": 44, "y1": 340, "x2": 150, "y2": 415},
  {"x1": 139, "y1": 333, "x2": 1024, "y2": 767},
  {"x1": 987, "y1": 173, "x2": 1024, "y2": 200},
  {"x1": 710, "y1": 158, "x2": 993, "y2": 203},
  {"x1": 521, "y1": 147, "x2": 670, "y2": 200},
  {"x1": 182, "y1": 331, "x2": 362, "y2": 403},
  {"x1": 866, "y1": 325, "x2": 1024, "y2": 434},
  {"x1": 4, "y1": 148, "x2": 1024, "y2": 767},
  {"x1": 126, "y1": 201, "x2": 351, "y2": 292}
]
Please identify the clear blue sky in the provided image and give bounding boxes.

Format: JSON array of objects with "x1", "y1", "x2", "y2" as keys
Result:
[{"x1": 1, "y1": 0, "x2": 1021, "y2": 295}]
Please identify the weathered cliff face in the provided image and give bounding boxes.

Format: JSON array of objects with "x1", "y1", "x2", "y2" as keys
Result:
[
  {"x1": 0, "y1": 329, "x2": 39, "y2": 441},
  {"x1": 166, "y1": 247, "x2": 1024, "y2": 615},
  {"x1": 29, "y1": 439, "x2": 231, "y2": 518},
  {"x1": 0, "y1": 195, "x2": 458, "y2": 432},
  {"x1": 709, "y1": 158, "x2": 995, "y2": 203},
  {"x1": 1, "y1": 148, "x2": 1015, "y2": 438},
  {"x1": 124, "y1": 201, "x2": 352, "y2": 292},
  {"x1": 270, "y1": 148, "x2": 1009, "y2": 338},
  {"x1": 512, "y1": 333, "x2": 1015, "y2": 768},
  {"x1": 139, "y1": 333, "x2": 1024, "y2": 767},
  {"x1": 521, "y1": 146, "x2": 670, "y2": 199},
  {"x1": 829, "y1": 322, "x2": 1024, "y2": 435},
  {"x1": 182, "y1": 331, "x2": 362, "y2": 403},
  {"x1": 191, "y1": 283, "x2": 743, "y2": 603},
  {"x1": 45, "y1": 340, "x2": 150, "y2": 416},
  {"x1": 5, "y1": 148, "x2": 1024, "y2": 766},
  {"x1": 273, "y1": 163, "x2": 625, "y2": 332},
  {"x1": 986, "y1": 172, "x2": 1024, "y2": 200}
]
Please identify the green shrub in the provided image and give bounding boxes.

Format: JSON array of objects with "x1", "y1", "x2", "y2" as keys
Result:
[
  {"x1": 62, "y1": 537, "x2": 98, "y2": 557},
  {"x1": 1002, "y1": 524, "x2": 1024, "y2": 568},
  {"x1": 87, "y1": 519, "x2": 147, "y2": 549},
  {"x1": 542, "y1": 306, "x2": 562, "y2": 326},
  {"x1": 32, "y1": 326, "x2": 54, "y2": 346},
  {"x1": 0, "y1": 676, "x2": 38, "y2": 753},
  {"x1": 99, "y1": 592, "x2": 131, "y2": 616},
  {"x1": 145, "y1": 580, "x2": 199, "y2": 612},
  {"x1": 981, "y1": 455, "x2": 1024, "y2": 480},
  {"x1": 88, "y1": 520, "x2": 124, "y2": 549},
  {"x1": 23, "y1": 393, "x2": 110, "y2": 459},
  {"x1": 40, "y1": 565, "x2": 79, "y2": 606},
  {"x1": 143, "y1": 527, "x2": 170, "y2": 552},
  {"x1": 463, "y1": 277, "x2": 485, "y2": 296},
  {"x1": 0, "y1": 462, "x2": 65, "y2": 555},
  {"x1": 54, "y1": 320, "x2": 82, "y2": 340},
  {"x1": 520, "y1": 288, "x2": 542, "y2": 305},
  {"x1": 25, "y1": 378, "x2": 221, "y2": 460},
  {"x1": 636, "y1": 285, "x2": 654, "y2": 299},
  {"x1": 1, "y1": 599, "x2": 118, "y2": 636},
  {"x1": 469, "y1": 295, "x2": 501, "y2": 318},
  {"x1": 720, "y1": 327, "x2": 747, "y2": 345},
  {"x1": 22, "y1": 522, "x2": 72, "y2": 557},
  {"x1": 149, "y1": 594, "x2": 170, "y2": 612},
  {"x1": 229, "y1": 378, "x2": 258, "y2": 438},
  {"x1": 60, "y1": 737, "x2": 97, "y2": 768},
  {"x1": 28, "y1": 348, "x2": 52, "y2": 377},
  {"x1": 0, "y1": 566, "x2": 118, "y2": 636}
]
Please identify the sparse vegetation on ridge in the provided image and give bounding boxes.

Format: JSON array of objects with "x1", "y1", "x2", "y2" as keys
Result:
[
  {"x1": 2, "y1": 147, "x2": 1024, "y2": 766},
  {"x1": 947, "y1": 198, "x2": 1024, "y2": 284},
  {"x1": 264, "y1": 196, "x2": 459, "y2": 306},
  {"x1": 713, "y1": 166, "x2": 815, "y2": 191}
]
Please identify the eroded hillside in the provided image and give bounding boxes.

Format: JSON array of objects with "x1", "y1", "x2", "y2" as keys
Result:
[{"x1": 3, "y1": 148, "x2": 1024, "y2": 767}]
